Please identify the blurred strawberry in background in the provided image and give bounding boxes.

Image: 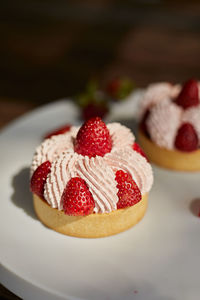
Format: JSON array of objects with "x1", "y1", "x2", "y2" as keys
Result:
[
  {"x1": 75, "y1": 80, "x2": 109, "y2": 121},
  {"x1": 75, "y1": 77, "x2": 136, "y2": 120},
  {"x1": 106, "y1": 77, "x2": 135, "y2": 101},
  {"x1": 44, "y1": 124, "x2": 71, "y2": 139}
]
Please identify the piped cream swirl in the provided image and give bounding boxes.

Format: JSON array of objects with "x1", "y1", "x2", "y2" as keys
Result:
[
  {"x1": 104, "y1": 148, "x2": 153, "y2": 195},
  {"x1": 107, "y1": 123, "x2": 135, "y2": 151},
  {"x1": 75, "y1": 156, "x2": 118, "y2": 213},
  {"x1": 147, "y1": 99, "x2": 183, "y2": 150},
  {"x1": 44, "y1": 153, "x2": 118, "y2": 213},
  {"x1": 31, "y1": 126, "x2": 79, "y2": 175},
  {"x1": 139, "y1": 82, "x2": 181, "y2": 118},
  {"x1": 44, "y1": 151, "x2": 80, "y2": 210}
]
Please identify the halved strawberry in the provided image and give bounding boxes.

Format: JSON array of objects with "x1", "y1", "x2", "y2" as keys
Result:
[
  {"x1": 44, "y1": 124, "x2": 71, "y2": 139},
  {"x1": 30, "y1": 161, "x2": 51, "y2": 198},
  {"x1": 132, "y1": 142, "x2": 148, "y2": 160},
  {"x1": 115, "y1": 170, "x2": 141, "y2": 209},
  {"x1": 175, "y1": 79, "x2": 199, "y2": 109},
  {"x1": 62, "y1": 177, "x2": 95, "y2": 216},
  {"x1": 74, "y1": 117, "x2": 112, "y2": 157},
  {"x1": 175, "y1": 123, "x2": 198, "y2": 152},
  {"x1": 139, "y1": 109, "x2": 150, "y2": 138}
]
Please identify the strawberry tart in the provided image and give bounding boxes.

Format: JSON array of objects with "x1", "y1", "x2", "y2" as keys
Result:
[
  {"x1": 138, "y1": 79, "x2": 200, "y2": 171},
  {"x1": 30, "y1": 117, "x2": 153, "y2": 238}
]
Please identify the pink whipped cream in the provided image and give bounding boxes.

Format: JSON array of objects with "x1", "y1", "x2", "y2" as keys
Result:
[
  {"x1": 139, "y1": 82, "x2": 181, "y2": 118},
  {"x1": 30, "y1": 126, "x2": 79, "y2": 175},
  {"x1": 146, "y1": 99, "x2": 182, "y2": 150},
  {"x1": 140, "y1": 82, "x2": 200, "y2": 150},
  {"x1": 31, "y1": 123, "x2": 153, "y2": 213}
]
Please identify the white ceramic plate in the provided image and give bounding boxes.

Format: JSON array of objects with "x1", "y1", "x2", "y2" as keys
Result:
[{"x1": 0, "y1": 98, "x2": 200, "y2": 300}]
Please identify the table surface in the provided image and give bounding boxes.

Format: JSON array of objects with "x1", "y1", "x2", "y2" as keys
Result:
[
  {"x1": 1, "y1": 1, "x2": 200, "y2": 299},
  {"x1": 0, "y1": 100, "x2": 33, "y2": 300}
]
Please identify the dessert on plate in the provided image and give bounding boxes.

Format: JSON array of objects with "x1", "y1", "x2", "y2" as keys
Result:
[
  {"x1": 138, "y1": 79, "x2": 200, "y2": 171},
  {"x1": 30, "y1": 117, "x2": 153, "y2": 238}
]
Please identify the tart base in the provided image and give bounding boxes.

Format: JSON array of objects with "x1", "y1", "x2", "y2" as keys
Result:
[
  {"x1": 33, "y1": 193, "x2": 148, "y2": 238},
  {"x1": 138, "y1": 129, "x2": 200, "y2": 171}
]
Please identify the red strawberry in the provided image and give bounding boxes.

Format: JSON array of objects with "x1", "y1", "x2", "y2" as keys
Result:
[
  {"x1": 74, "y1": 117, "x2": 112, "y2": 157},
  {"x1": 132, "y1": 142, "x2": 148, "y2": 160},
  {"x1": 30, "y1": 161, "x2": 51, "y2": 198},
  {"x1": 62, "y1": 177, "x2": 95, "y2": 216},
  {"x1": 106, "y1": 78, "x2": 121, "y2": 99},
  {"x1": 106, "y1": 78, "x2": 134, "y2": 100},
  {"x1": 176, "y1": 79, "x2": 199, "y2": 109},
  {"x1": 115, "y1": 170, "x2": 141, "y2": 209},
  {"x1": 175, "y1": 123, "x2": 198, "y2": 152},
  {"x1": 76, "y1": 80, "x2": 109, "y2": 121},
  {"x1": 44, "y1": 124, "x2": 71, "y2": 139}
]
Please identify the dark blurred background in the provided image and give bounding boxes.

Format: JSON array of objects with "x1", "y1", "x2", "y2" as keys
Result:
[
  {"x1": 1, "y1": 1, "x2": 200, "y2": 298},
  {"x1": 1, "y1": 1, "x2": 200, "y2": 103}
]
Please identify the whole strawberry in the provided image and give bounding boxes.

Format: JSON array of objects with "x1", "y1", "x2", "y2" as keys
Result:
[
  {"x1": 62, "y1": 177, "x2": 95, "y2": 216},
  {"x1": 30, "y1": 161, "x2": 51, "y2": 198},
  {"x1": 140, "y1": 109, "x2": 150, "y2": 138},
  {"x1": 132, "y1": 142, "x2": 148, "y2": 160},
  {"x1": 74, "y1": 117, "x2": 112, "y2": 157},
  {"x1": 175, "y1": 79, "x2": 199, "y2": 109},
  {"x1": 76, "y1": 80, "x2": 109, "y2": 121},
  {"x1": 106, "y1": 77, "x2": 134, "y2": 101},
  {"x1": 175, "y1": 123, "x2": 198, "y2": 152},
  {"x1": 115, "y1": 170, "x2": 141, "y2": 209},
  {"x1": 44, "y1": 124, "x2": 71, "y2": 139}
]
